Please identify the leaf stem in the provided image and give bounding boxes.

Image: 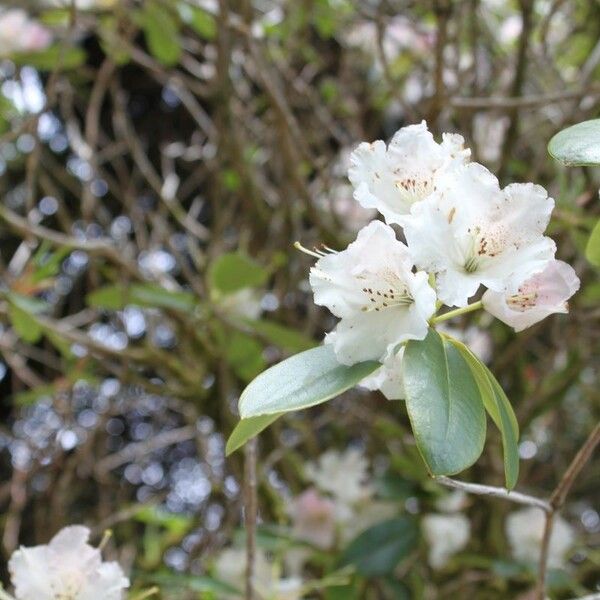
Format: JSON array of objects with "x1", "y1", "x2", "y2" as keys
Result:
[{"x1": 431, "y1": 300, "x2": 483, "y2": 325}]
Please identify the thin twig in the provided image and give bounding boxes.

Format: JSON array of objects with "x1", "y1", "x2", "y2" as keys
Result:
[
  {"x1": 244, "y1": 438, "x2": 258, "y2": 600},
  {"x1": 535, "y1": 423, "x2": 600, "y2": 600},
  {"x1": 434, "y1": 476, "x2": 552, "y2": 512}
]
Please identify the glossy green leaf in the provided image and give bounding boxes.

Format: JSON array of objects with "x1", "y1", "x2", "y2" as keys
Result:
[
  {"x1": 141, "y1": 3, "x2": 182, "y2": 67},
  {"x1": 447, "y1": 338, "x2": 520, "y2": 489},
  {"x1": 209, "y1": 253, "x2": 269, "y2": 294},
  {"x1": 225, "y1": 414, "x2": 282, "y2": 456},
  {"x1": 87, "y1": 284, "x2": 196, "y2": 312},
  {"x1": 238, "y1": 345, "x2": 379, "y2": 418},
  {"x1": 339, "y1": 517, "x2": 418, "y2": 576},
  {"x1": 402, "y1": 329, "x2": 486, "y2": 476},
  {"x1": 586, "y1": 218, "x2": 600, "y2": 266},
  {"x1": 548, "y1": 119, "x2": 600, "y2": 167}
]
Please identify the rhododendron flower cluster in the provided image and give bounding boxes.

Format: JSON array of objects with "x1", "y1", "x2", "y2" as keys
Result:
[
  {"x1": 307, "y1": 121, "x2": 579, "y2": 392},
  {"x1": 0, "y1": 9, "x2": 52, "y2": 56}
]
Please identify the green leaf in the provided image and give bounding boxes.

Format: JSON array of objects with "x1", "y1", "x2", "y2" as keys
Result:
[
  {"x1": 209, "y1": 253, "x2": 269, "y2": 294},
  {"x1": 242, "y1": 318, "x2": 315, "y2": 352},
  {"x1": 146, "y1": 571, "x2": 241, "y2": 595},
  {"x1": 140, "y1": 2, "x2": 182, "y2": 66},
  {"x1": 187, "y1": 7, "x2": 217, "y2": 40},
  {"x1": 87, "y1": 284, "x2": 196, "y2": 312},
  {"x1": 238, "y1": 345, "x2": 379, "y2": 418},
  {"x1": 586, "y1": 218, "x2": 600, "y2": 266},
  {"x1": 225, "y1": 332, "x2": 266, "y2": 382},
  {"x1": 11, "y1": 45, "x2": 86, "y2": 70},
  {"x1": 339, "y1": 517, "x2": 418, "y2": 576},
  {"x1": 402, "y1": 329, "x2": 486, "y2": 476},
  {"x1": 548, "y1": 119, "x2": 600, "y2": 167},
  {"x1": 447, "y1": 338, "x2": 520, "y2": 489},
  {"x1": 225, "y1": 414, "x2": 282, "y2": 456},
  {"x1": 8, "y1": 303, "x2": 43, "y2": 343}
]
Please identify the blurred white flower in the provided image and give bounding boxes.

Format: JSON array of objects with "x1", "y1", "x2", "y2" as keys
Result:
[
  {"x1": 8, "y1": 525, "x2": 129, "y2": 600},
  {"x1": 214, "y1": 548, "x2": 303, "y2": 600},
  {"x1": 435, "y1": 490, "x2": 469, "y2": 513},
  {"x1": 359, "y1": 348, "x2": 406, "y2": 400},
  {"x1": 0, "y1": 10, "x2": 52, "y2": 56},
  {"x1": 348, "y1": 121, "x2": 470, "y2": 224},
  {"x1": 483, "y1": 260, "x2": 579, "y2": 332},
  {"x1": 422, "y1": 513, "x2": 471, "y2": 569},
  {"x1": 220, "y1": 288, "x2": 263, "y2": 321},
  {"x1": 506, "y1": 507, "x2": 575, "y2": 569},
  {"x1": 289, "y1": 488, "x2": 337, "y2": 549},
  {"x1": 305, "y1": 448, "x2": 373, "y2": 507},
  {"x1": 404, "y1": 163, "x2": 556, "y2": 307},
  {"x1": 310, "y1": 220, "x2": 436, "y2": 365}
]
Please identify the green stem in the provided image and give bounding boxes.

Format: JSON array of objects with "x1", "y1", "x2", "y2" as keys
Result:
[{"x1": 431, "y1": 300, "x2": 483, "y2": 325}]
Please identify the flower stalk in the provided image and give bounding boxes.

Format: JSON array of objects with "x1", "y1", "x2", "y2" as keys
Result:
[{"x1": 431, "y1": 300, "x2": 483, "y2": 325}]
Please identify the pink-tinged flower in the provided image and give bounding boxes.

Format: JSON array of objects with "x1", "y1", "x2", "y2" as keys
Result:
[
  {"x1": 482, "y1": 260, "x2": 579, "y2": 332},
  {"x1": 0, "y1": 10, "x2": 52, "y2": 56},
  {"x1": 8, "y1": 526, "x2": 129, "y2": 600},
  {"x1": 404, "y1": 163, "x2": 556, "y2": 307},
  {"x1": 290, "y1": 488, "x2": 336, "y2": 549},
  {"x1": 309, "y1": 220, "x2": 436, "y2": 365},
  {"x1": 348, "y1": 121, "x2": 470, "y2": 224}
]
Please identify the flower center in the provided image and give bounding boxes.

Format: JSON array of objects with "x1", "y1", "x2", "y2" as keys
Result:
[
  {"x1": 360, "y1": 279, "x2": 413, "y2": 312},
  {"x1": 507, "y1": 292, "x2": 538, "y2": 312},
  {"x1": 394, "y1": 174, "x2": 433, "y2": 205}
]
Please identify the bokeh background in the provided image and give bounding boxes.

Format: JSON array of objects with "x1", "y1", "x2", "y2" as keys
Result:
[{"x1": 0, "y1": 0, "x2": 598, "y2": 598}]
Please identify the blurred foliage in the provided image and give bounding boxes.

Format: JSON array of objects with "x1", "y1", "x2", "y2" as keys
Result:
[{"x1": 0, "y1": 0, "x2": 598, "y2": 598}]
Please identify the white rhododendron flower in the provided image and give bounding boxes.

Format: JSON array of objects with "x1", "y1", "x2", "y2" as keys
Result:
[
  {"x1": 360, "y1": 348, "x2": 406, "y2": 400},
  {"x1": 482, "y1": 260, "x2": 580, "y2": 332},
  {"x1": 8, "y1": 526, "x2": 129, "y2": 600},
  {"x1": 310, "y1": 220, "x2": 436, "y2": 365},
  {"x1": 289, "y1": 488, "x2": 337, "y2": 549},
  {"x1": 0, "y1": 9, "x2": 52, "y2": 56},
  {"x1": 422, "y1": 513, "x2": 471, "y2": 569},
  {"x1": 220, "y1": 288, "x2": 263, "y2": 320},
  {"x1": 404, "y1": 163, "x2": 556, "y2": 307},
  {"x1": 348, "y1": 121, "x2": 470, "y2": 224},
  {"x1": 214, "y1": 548, "x2": 303, "y2": 600},
  {"x1": 506, "y1": 507, "x2": 575, "y2": 568},
  {"x1": 305, "y1": 448, "x2": 373, "y2": 507}
]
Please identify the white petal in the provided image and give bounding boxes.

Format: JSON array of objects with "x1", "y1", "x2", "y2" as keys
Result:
[
  {"x1": 310, "y1": 221, "x2": 436, "y2": 364},
  {"x1": 348, "y1": 121, "x2": 470, "y2": 224},
  {"x1": 422, "y1": 513, "x2": 471, "y2": 569},
  {"x1": 360, "y1": 348, "x2": 405, "y2": 400},
  {"x1": 404, "y1": 163, "x2": 556, "y2": 306},
  {"x1": 9, "y1": 546, "x2": 54, "y2": 600},
  {"x1": 483, "y1": 260, "x2": 580, "y2": 331},
  {"x1": 79, "y1": 562, "x2": 130, "y2": 600}
]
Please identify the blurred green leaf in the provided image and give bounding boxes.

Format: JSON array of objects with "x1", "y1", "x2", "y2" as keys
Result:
[
  {"x1": 209, "y1": 253, "x2": 269, "y2": 294},
  {"x1": 548, "y1": 119, "x2": 600, "y2": 167},
  {"x1": 242, "y1": 318, "x2": 315, "y2": 352},
  {"x1": 7, "y1": 292, "x2": 47, "y2": 343},
  {"x1": 184, "y1": 6, "x2": 217, "y2": 40},
  {"x1": 225, "y1": 331, "x2": 266, "y2": 382},
  {"x1": 403, "y1": 329, "x2": 486, "y2": 476},
  {"x1": 339, "y1": 517, "x2": 418, "y2": 576},
  {"x1": 87, "y1": 284, "x2": 196, "y2": 312},
  {"x1": 585, "y1": 218, "x2": 600, "y2": 266},
  {"x1": 238, "y1": 345, "x2": 379, "y2": 418},
  {"x1": 11, "y1": 45, "x2": 86, "y2": 70},
  {"x1": 135, "y1": 506, "x2": 192, "y2": 535},
  {"x1": 140, "y1": 2, "x2": 182, "y2": 66},
  {"x1": 226, "y1": 414, "x2": 282, "y2": 456},
  {"x1": 148, "y1": 570, "x2": 241, "y2": 595}
]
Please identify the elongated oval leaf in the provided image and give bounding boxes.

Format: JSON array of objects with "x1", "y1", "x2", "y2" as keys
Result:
[
  {"x1": 548, "y1": 119, "x2": 600, "y2": 167},
  {"x1": 238, "y1": 345, "x2": 379, "y2": 418},
  {"x1": 226, "y1": 414, "x2": 282, "y2": 456},
  {"x1": 586, "y1": 218, "x2": 600, "y2": 267},
  {"x1": 402, "y1": 329, "x2": 486, "y2": 476},
  {"x1": 447, "y1": 337, "x2": 520, "y2": 489},
  {"x1": 339, "y1": 517, "x2": 418, "y2": 576}
]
